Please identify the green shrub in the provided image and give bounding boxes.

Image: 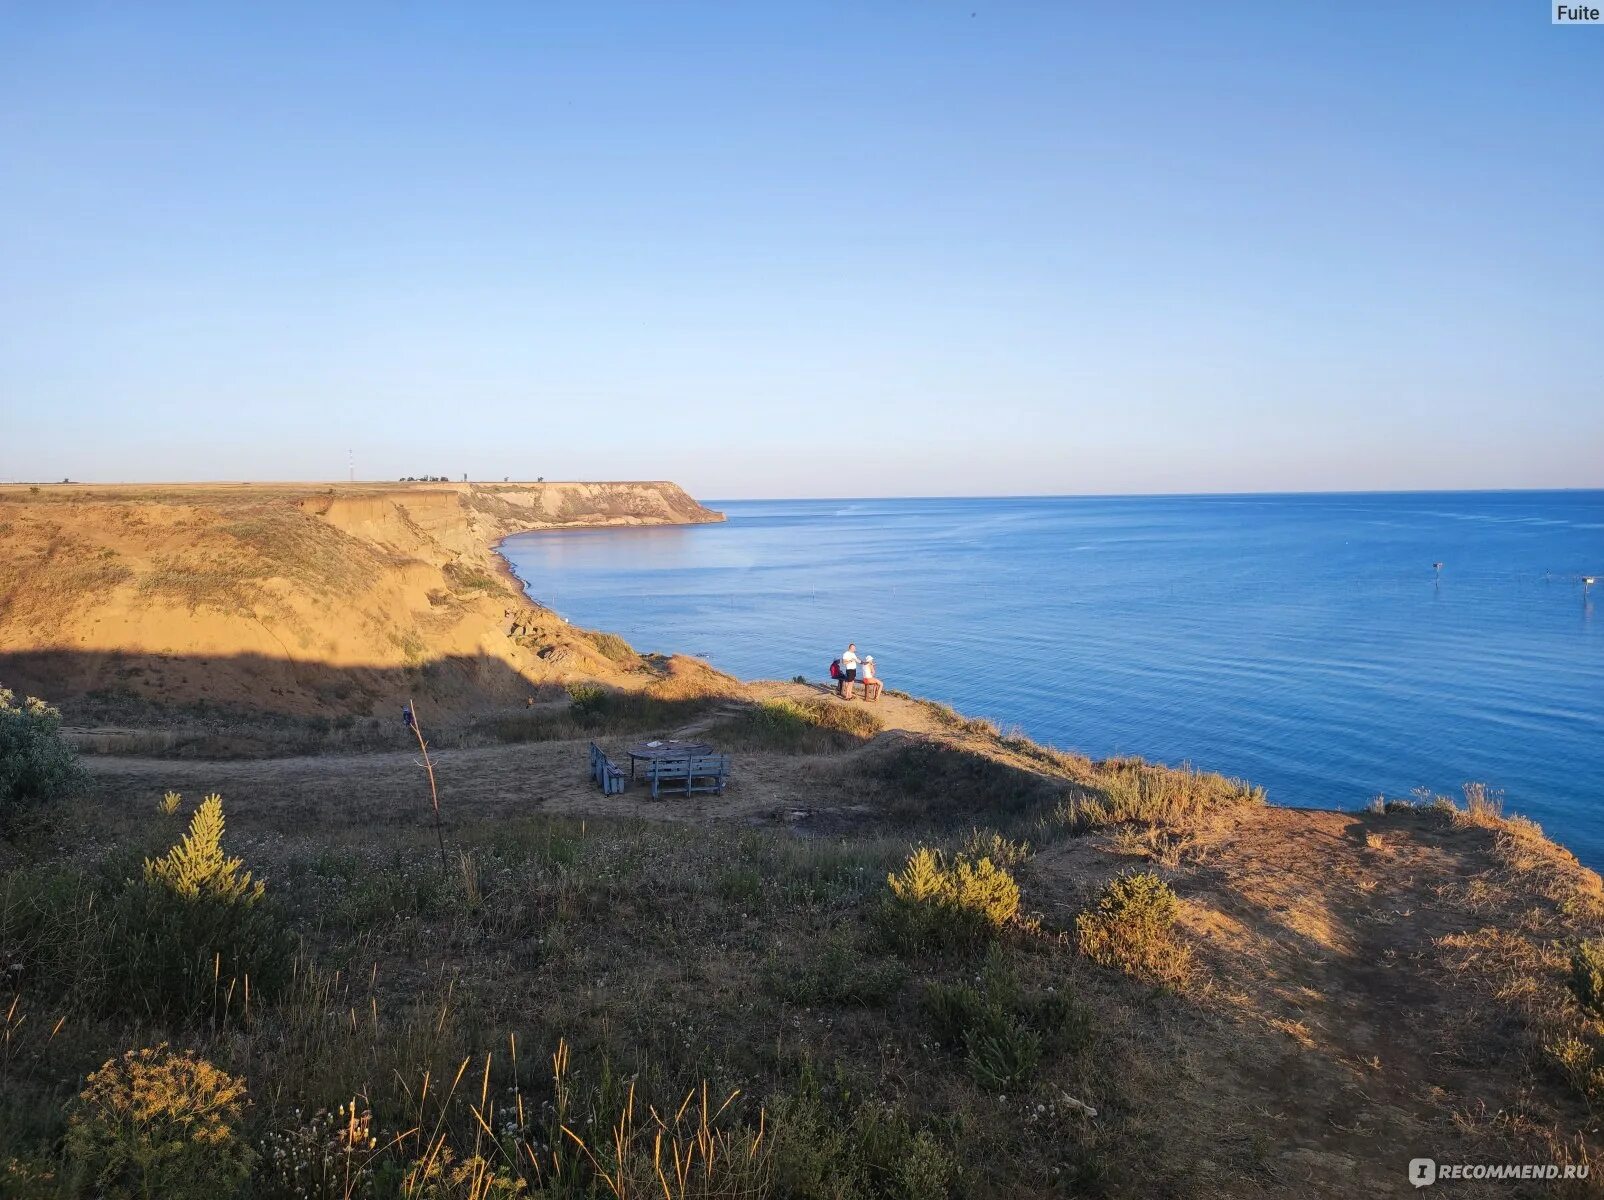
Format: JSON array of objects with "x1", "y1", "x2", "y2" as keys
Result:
[
  {"x1": 922, "y1": 980, "x2": 1005, "y2": 1049},
  {"x1": 1075, "y1": 871, "x2": 1191, "y2": 983},
  {"x1": 566, "y1": 682, "x2": 607, "y2": 719},
  {"x1": 958, "y1": 828, "x2": 1032, "y2": 868},
  {"x1": 115, "y1": 795, "x2": 294, "y2": 1020},
  {"x1": 880, "y1": 847, "x2": 1021, "y2": 952},
  {"x1": 0, "y1": 684, "x2": 84, "y2": 824},
  {"x1": 964, "y1": 1020, "x2": 1042, "y2": 1093},
  {"x1": 65, "y1": 1045, "x2": 253, "y2": 1200},
  {"x1": 1570, "y1": 940, "x2": 1604, "y2": 1017},
  {"x1": 716, "y1": 865, "x2": 763, "y2": 904},
  {"x1": 143, "y1": 794, "x2": 264, "y2": 903},
  {"x1": 872, "y1": 741, "x2": 1055, "y2": 828}
]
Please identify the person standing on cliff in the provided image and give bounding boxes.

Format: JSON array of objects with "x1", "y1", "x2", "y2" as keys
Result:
[{"x1": 839, "y1": 643, "x2": 860, "y2": 698}]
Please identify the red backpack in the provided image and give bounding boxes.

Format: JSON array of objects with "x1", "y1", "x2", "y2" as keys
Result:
[{"x1": 829, "y1": 659, "x2": 842, "y2": 679}]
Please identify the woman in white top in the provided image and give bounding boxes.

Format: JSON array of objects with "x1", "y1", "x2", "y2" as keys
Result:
[{"x1": 860, "y1": 655, "x2": 882, "y2": 701}]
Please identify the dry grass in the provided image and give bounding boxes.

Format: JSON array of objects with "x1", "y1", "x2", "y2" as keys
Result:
[
  {"x1": 0, "y1": 805, "x2": 1145, "y2": 1197},
  {"x1": 585, "y1": 629, "x2": 640, "y2": 665},
  {"x1": 712, "y1": 698, "x2": 882, "y2": 754},
  {"x1": 1071, "y1": 758, "x2": 1265, "y2": 831}
]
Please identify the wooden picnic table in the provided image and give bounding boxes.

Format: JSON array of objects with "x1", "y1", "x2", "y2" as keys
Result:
[{"x1": 626, "y1": 739, "x2": 714, "y2": 780}]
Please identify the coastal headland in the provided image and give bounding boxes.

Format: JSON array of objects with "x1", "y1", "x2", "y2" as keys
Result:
[
  {"x1": 2, "y1": 481, "x2": 1601, "y2": 1196},
  {"x1": 0, "y1": 479, "x2": 722, "y2": 716}
]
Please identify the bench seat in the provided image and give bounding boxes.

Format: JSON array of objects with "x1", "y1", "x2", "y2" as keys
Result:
[
  {"x1": 647, "y1": 753, "x2": 732, "y2": 800},
  {"x1": 588, "y1": 741, "x2": 626, "y2": 796}
]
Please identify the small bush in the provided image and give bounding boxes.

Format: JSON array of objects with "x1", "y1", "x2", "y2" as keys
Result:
[
  {"x1": 442, "y1": 562, "x2": 504, "y2": 594},
  {"x1": 958, "y1": 828, "x2": 1032, "y2": 867},
  {"x1": 716, "y1": 865, "x2": 763, "y2": 904},
  {"x1": 118, "y1": 795, "x2": 294, "y2": 1020},
  {"x1": 144, "y1": 794, "x2": 264, "y2": 903},
  {"x1": 566, "y1": 682, "x2": 607, "y2": 718},
  {"x1": 880, "y1": 847, "x2": 1021, "y2": 952},
  {"x1": 964, "y1": 1020, "x2": 1042, "y2": 1092},
  {"x1": 65, "y1": 1045, "x2": 253, "y2": 1200},
  {"x1": 1571, "y1": 940, "x2": 1604, "y2": 1017},
  {"x1": 873, "y1": 741, "x2": 1056, "y2": 828},
  {"x1": 1075, "y1": 871, "x2": 1191, "y2": 984},
  {"x1": 157, "y1": 790, "x2": 183, "y2": 817},
  {"x1": 0, "y1": 684, "x2": 84, "y2": 824}
]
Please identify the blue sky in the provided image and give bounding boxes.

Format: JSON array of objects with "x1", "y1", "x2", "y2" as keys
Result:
[{"x1": 1, "y1": 2, "x2": 1599, "y2": 497}]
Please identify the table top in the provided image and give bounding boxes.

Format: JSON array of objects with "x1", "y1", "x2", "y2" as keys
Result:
[{"x1": 627, "y1": 739, "x2": 714, "y2": 759}]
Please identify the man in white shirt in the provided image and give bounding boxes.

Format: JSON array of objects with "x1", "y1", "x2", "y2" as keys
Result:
[{"x1": 840, "y1": 644, "x2": 859, "y2": 697}]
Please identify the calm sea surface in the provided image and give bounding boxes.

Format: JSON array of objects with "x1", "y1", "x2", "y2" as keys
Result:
[{"x1": 501, "y1": 493, "x2": 1604, "y2": 863}]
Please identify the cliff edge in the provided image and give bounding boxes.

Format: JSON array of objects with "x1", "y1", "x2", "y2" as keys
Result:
[{"x1": 0, "y1": 480, "x2": 722, "y2": 713}]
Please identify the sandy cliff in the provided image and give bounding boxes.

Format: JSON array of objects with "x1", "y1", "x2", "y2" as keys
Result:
[{"x1": 0, "y1": 480, "x2": 721, "y2": 713}]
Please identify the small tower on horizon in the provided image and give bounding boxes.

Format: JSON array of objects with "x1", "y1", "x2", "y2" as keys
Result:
[{"x1": 348, "y1": 448, "x2": 354, "y2": 483}]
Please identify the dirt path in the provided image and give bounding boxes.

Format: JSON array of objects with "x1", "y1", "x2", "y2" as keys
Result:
[{"x1": 79, "y1": 681, "x2": 958, "y2": 834}]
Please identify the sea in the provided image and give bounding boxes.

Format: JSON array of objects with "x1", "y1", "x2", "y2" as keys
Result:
[{"x1": 500, "y1": 492, "x2": 1604, "y2": 865}]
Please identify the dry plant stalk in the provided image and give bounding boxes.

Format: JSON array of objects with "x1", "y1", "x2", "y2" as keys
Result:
[{"x1": 408, "y1": 696, "x2": 448, "y2": 870}]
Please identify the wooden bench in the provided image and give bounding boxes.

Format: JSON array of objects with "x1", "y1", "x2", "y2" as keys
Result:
[
  {"x1": 646, "y1": 752, "x2": 732, "y2": 800},
  {"x1": 588, "y1": 741, "x2": 626, "y2": 796}
]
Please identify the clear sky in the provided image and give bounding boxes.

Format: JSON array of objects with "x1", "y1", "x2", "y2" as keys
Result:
[{"x1": 1, "y1": 3, "x2": 1599, "y2": 498}]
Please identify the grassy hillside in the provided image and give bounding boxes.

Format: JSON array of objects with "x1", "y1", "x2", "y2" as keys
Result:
[
  {"x1": 0, "y1": 481, "x2": 722, "y2": 716},
  {"x1": 2, "y1": 486, "x2": 1602, "y2": 1197}
]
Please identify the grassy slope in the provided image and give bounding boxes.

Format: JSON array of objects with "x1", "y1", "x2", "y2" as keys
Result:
[
  {"x1": 0, "y1": 481, "x2": 722, "y2": 718},
  {"x1": 2, "y1": 489, "x2": 1603, "y2": 1197}
]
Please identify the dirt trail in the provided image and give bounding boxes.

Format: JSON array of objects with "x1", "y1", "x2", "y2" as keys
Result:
[{"x1": 79, "y1": 681, "x2": 958, "y2": 831}]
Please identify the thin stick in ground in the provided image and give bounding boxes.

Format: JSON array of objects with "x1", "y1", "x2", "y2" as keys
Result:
[{"x1": 408, "y1": 696, "x2": 448, "y2": 870}]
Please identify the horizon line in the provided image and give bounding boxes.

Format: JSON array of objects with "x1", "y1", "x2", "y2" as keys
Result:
[{"x1": 3, "y1": 480, "x2": 1602, "y2": 502}]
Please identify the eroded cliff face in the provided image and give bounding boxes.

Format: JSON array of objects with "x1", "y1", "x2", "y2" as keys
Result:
[
  {"x1": 308, "y1": 481, "x2": 721, "y2": 552},
  {"x1": 0, "y1": 481, "x2": 722, "y2": 713}
]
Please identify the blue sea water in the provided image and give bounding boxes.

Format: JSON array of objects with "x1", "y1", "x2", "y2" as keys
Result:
[{"x1": 501, "y1": 493, "x2": 1604, "y2": 864}]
